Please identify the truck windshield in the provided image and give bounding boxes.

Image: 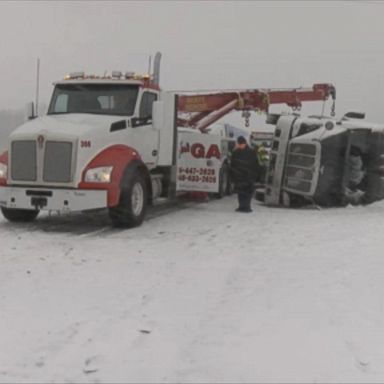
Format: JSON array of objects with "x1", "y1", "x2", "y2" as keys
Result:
[{"x1": 47, "y1": 84, "x2": 139, "y2": 116}]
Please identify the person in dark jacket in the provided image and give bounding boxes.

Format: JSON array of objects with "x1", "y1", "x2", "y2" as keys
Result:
[{"x1": 230, "y1": 136, "x2": 260, "y2": 212}]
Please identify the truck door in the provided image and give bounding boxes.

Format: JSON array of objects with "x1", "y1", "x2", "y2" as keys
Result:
[{"x1": 129, "y1": 91, "x2": 160, "y2": 167}]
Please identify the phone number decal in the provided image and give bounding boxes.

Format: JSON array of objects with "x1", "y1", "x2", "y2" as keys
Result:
[
  {"x1": 178, "y1": 167, "x2": 216, "y2": 176},
  {"x1": 178, "y1": 167, "x2": 217, "y2": 183}
]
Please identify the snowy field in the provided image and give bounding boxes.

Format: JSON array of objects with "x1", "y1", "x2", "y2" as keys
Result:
[{"x1": 1, "y1": 196, "x2": 384, "y2": 383}]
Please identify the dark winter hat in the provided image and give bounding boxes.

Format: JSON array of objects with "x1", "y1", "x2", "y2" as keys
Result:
[{"x1": 237, "y1": 136, "x2": 247, "y2": 144}]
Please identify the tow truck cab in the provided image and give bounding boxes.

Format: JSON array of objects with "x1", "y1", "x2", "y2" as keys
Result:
[
  {"x1": 0, "y1": 71, "x2": 177, "y2": 226},
  {"x1": 0, "y1": 70, "x2": 230, "y2": 227}
]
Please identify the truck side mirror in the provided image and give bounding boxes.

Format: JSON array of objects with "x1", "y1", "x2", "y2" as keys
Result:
[
  {"x1": 25, "y1": 102, "x2": 36, "y2": 120},
  {"x1": 343, "y1": 111, "x2": 365, "y2": 120}
]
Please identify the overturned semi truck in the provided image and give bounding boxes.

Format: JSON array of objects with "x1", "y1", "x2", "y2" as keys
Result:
[{"x1": 257, "y1": 112, "x2": 384, "y2": 207}]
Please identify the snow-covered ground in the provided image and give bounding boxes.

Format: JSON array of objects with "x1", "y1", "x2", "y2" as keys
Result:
[{"x1": 1, "y1": 196, "x2": 384, "y2": 383}]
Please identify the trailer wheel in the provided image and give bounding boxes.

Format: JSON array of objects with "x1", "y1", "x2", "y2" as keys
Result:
[
  {"x1": 1, "y1": 207, "x2": 39, "y2": 222},
  {"x1": 109, "y1": 172, "x2": 148, "y2": 228},
  {"x1": 215, "y1": 163, "x2": 229, "y2": 199}
]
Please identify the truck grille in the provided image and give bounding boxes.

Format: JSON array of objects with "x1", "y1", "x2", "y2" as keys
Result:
[
  {"x1": 11, "y1": 139, "x2": 73, "y2": 184},
  {"x1": 284, "y1": 143, "x2": 317, "y2": 194},
  {"x1": 43, "y1": 141, "x2": 73, "y2": 182},
  {"x1": 11, "y1": 141, "x2": 37, "y2": 181}
]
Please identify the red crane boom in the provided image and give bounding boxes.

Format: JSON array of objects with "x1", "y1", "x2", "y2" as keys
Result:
[{"x1": 177, "y1": 83, "x2": 336, "y2": 132}]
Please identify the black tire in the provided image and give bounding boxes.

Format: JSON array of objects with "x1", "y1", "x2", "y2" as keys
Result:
[
  {"x1": 281, "y1": 191, "x2": 308, "y2": 208},
  {"x1": 215, "y1": 164, "x2": 229, "y2": 199},
  {"x1": 1, "y1": 207, "x2": 39, "y2": 222},
  {"x1": 227, "y1": 180, "x2": 234, "y2": 196},
  {"x1": 109, "y1": 172, "x2": 148, "y2": 228}
]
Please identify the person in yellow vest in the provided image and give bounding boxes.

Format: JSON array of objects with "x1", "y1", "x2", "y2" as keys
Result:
[
  {"x1": 257, "y1": 143, "x2": 269, "y2": 166},
  {"x1": 253, "y1": 143, "x2": 269, "y2": 185}
]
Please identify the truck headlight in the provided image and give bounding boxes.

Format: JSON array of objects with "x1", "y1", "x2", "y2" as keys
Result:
[
  {"x1": 84, "y1": 166, "x2": 113, "y2": 183},
  {"x1": 0, "y1": 163, "x2": 7, "y2": 179}
]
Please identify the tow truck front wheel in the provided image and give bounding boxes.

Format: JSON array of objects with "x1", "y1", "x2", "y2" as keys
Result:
[
  {"x1": 1, "y1": 207, "x2": 39, "y2": 222},
  {"x1": 109, "y1": 173, "x2": 148, "y2": 228}
]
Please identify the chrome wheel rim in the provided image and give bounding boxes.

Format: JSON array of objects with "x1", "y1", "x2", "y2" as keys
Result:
[{"x1": 131, "y1": 182, "x2": 144, "y2": 216}]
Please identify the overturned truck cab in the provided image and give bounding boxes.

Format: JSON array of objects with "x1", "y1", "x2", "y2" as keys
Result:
[{"x1": 259, "y1": 113, "x2": 384, "y2": 207}]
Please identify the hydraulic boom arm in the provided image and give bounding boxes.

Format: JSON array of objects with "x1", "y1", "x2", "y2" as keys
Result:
[{"x1": 177, "y1": 83, "x2": 336, "y2": 132}]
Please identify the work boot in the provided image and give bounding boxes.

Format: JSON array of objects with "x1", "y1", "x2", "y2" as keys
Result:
[{"x1": 235, "y1": 207, "x2": 252, "y2": 213}]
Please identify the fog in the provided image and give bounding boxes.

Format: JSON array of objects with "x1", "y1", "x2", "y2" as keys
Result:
[{"x1": 0, "y1": 1, "x2": 383, "y2": 130}]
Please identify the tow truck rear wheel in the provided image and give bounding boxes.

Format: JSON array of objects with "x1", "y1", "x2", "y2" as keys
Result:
[
  {"x1": 215, "y1": 163, "x2": 230, "y2": 199},
  {"x1": 1, "y1": 207, "x2": 39, "y2": 222},
  {"x1": 109, "y1": 172, "x2": 148, "y2": 228}
]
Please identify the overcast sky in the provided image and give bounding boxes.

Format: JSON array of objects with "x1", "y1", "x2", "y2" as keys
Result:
[{"x1": 1, "y1": 0, "x2": 384, "y2": 123}]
